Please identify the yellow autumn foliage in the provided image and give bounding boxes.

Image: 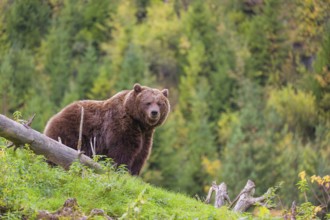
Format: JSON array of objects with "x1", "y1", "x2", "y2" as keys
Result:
[
  {"x1": 311, "y1": 174, "x2": 330, "y2": 189},
  {"x1": 217, "y1": 112, "x2": 239, "y2": 144},
  {"x1": 201, "y1": 156, "x2": 221, "y2": 178},
  {"x1": 299, "y1": 171, "x2": 306, "y2": 181}
]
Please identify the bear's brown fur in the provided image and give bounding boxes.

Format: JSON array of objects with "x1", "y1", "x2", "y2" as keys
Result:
[{"x1": 44, "y1": 84, "x2": 170, "y2": 175}]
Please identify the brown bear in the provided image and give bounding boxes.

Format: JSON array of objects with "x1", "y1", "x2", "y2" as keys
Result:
[{"x1": 44, "y1": 83, "x2": 170, "y2": 175}]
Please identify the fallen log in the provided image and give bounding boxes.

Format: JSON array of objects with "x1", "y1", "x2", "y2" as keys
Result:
[{"x1": 0, "y1": 114, "x2": 104, "y2": 173}]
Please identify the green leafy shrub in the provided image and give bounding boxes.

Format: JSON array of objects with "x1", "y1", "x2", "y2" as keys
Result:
[
  {"x1": 266, "y1": 85, "x2": 317, "y2": 135},
  {"x1": 291, "y1": 171, "x2": 330, "y2": 219}
]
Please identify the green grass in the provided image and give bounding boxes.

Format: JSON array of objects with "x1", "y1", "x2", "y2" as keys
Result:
[{"x1": 0, "y1": 140, "x2": 256, "y2": 219}]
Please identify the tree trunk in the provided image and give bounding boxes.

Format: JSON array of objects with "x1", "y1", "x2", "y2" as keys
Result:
[
  {"x1": 0, "y1": 114, "x2": 104, "y2": 173},
  {"x1": 205, "y1": 181, "x2": 231, "y2": 208},
  {"x1": 232, "y1": 180, "x2": 266, "y2": 212}
]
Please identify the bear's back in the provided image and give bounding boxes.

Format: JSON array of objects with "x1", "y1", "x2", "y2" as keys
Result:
[{"x1": 44, "y1": 100, "x2": 101, "y2": 145}]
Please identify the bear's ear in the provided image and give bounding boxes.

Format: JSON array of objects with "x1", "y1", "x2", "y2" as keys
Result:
[
  {"x1": 133, "y1": 83, "x2": 142, "y2": 93},
  {"x1": 162, "y1": 89, "x2": 169, "y2": 98}
]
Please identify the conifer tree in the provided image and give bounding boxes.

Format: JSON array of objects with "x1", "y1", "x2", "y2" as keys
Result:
[
  {"x1": 5, "y1": 0, "x2": 51, "y2": 49},
  {"x1": 38, "y1": 25, "x2": 71, "y2": 106},
  {"x1": 146, "y1": 39, "x2": 218, "y2": 195},
  {"x1": 0, "y1": 49, "x2": 34, "y2": 114}
]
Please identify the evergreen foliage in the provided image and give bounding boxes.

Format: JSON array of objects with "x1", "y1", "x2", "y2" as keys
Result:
[
  {"x1": 0, "y1": 0, "x2": 329, "y2": 216},
  {"x1": 4, "y1": 0, "x2": 51, "y2": 49}
]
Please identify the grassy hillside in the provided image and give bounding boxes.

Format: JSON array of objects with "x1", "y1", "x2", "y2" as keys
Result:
[
  {"x1": 1, "y1": 0, "x2": 329, "y2": 210},
  {"x1": 0, "y1": 138, "x2": 248, "y2": 220}
]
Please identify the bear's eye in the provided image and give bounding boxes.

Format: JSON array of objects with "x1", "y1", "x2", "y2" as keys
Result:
[
  {"x1": 146, "y1": 102, "x2": 152, "y2": 106},
  {"x1": 157, "y1": 102, "x2": 162, "y2": 106}
]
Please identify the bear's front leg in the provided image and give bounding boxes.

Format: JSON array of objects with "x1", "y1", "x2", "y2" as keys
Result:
[
  {"x1": 106, "y1": 134, "x2": 143, "y2": 174},
  {"x1": 130, "y1": 131, "x2": 154, "y2": 175}
]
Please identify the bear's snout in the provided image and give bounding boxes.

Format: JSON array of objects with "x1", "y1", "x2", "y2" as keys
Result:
[
  {"x1": 149, "y1": 109, "x2": 160, "y2": 121},
  {"x1": 147, "y1": 105, "x2": 160, "y2": 121},
  {"x1": 151, "y1": 110, "x2": 158, "y2": 117},
  {"x1": 145, "y1": 109, "x2": 160, "y2": 126}
]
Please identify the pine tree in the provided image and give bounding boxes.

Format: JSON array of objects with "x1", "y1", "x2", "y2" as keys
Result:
[
  {"x1": 146, "y1": 38, "x2": 218, "y2": 195},
  {"x1": 37, "y1": 25, "x2": 71, "y2": 106},
  {"x1": 75, "y1": 43, "x2": 99, "y2": 99},
  {"x1": 244, "y1": 0, "x2": 288, "y2": 84},
  {"x1": 0, "y1": 49, "x2": 34, "y2": 114},
  {"x1": 116, "y1": 43, "x2": 153, "y2": 91},
  {"x1": 5, "y1": 0, "x2": 51, "y2": 49},
  {"x1": 314, "y1": 25, "x2": 330, "y2": 120}
]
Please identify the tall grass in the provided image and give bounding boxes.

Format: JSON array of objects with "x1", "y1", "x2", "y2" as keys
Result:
[{"x1": 0, "y1": 139, "x2": 242, "y2": 219}]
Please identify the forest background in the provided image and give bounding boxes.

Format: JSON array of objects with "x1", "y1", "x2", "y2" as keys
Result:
[{"x1": 0, "y1": 0, "x2": 329, "y2": 208}]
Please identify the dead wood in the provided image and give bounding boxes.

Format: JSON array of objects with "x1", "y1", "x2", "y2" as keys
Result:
[
  {"x1": 77, "y1": 105, "x2": 84, "y2": 153},
  {"x1": 90, "y1": 136, "x2": 97, "y2": 157},
  {"x1": 283, "y1": 201, "x2": 297, "y2": 220},
  {"x1": 206, "y1": 179, "x2": 271, "y2": 212},
  {"x1": 0, "y1": 114, "x2": 104, "y2": 173},
  {"x1": 205, "y1": 181, "x2": 231, "y2": 208},
  {"x1": 232, "y1": 180, "x2": 267, "y2": 212},
  {"x1": 291, "y1": 201, "x2": 297, "y2": 220},
  {"x1": 37, "y1": 198, "x2": 113, "y2": 220}
]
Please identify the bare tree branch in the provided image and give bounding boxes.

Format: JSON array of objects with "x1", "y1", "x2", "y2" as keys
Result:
[
  {"x1": 291, "y1": 201, "x2": 297, "y2": 220},
  {"x1": 90, "y1": 137, "x2": 96, "y2": 158},
  {"x1": 77, "y1": 106, "x2": 84, "y2": 153}
]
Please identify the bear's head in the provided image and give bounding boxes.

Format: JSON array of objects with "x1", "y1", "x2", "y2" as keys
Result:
[{"x1": 125, "y1": 83, "x2": 170, "y2": 128}]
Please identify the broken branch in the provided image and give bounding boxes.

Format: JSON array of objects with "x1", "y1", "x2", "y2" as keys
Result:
[{"x1": 77, "y1": 106, "x2": 84, "y2": 153}]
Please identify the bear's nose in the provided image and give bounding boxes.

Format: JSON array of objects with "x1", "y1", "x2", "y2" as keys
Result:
[{"x1": 151, "y1": 111, "x2": 158, "y2": 117}]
